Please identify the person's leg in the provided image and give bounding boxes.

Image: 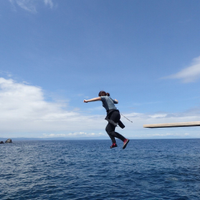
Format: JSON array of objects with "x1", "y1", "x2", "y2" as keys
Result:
[
  {"x1": 105, "y1": 123, "x2": 116, "y2": 144},
  {"x1": 105, "y1": 121, "x2": 125, "y2": 143},
  {"x1": 112, "y1": 130, "x2": 126, "y2": 142},
  {"x1": 109, "y1": 111, "x2": 126, "y2": 142},
  {"x1": 106, "y1": 120, "x2": 129, "y2": 149}
]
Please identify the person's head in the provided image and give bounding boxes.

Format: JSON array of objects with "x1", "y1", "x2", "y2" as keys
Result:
[{"x1": 98, "y1": 91, "x2": 110, "y2": 97}]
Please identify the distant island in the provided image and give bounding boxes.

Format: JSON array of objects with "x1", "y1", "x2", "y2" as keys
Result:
[{"x1": 0, "y1": 138, "x2": 12, "y2": 144}]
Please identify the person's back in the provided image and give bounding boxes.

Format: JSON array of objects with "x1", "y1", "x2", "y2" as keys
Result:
[{"x1": 101, "y1": 96, "x2": 117, "y2": 112}]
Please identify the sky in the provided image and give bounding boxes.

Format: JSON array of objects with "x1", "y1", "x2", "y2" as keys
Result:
[{"x1": 0, "y1": 0, "x2": 200, "y2": 139}]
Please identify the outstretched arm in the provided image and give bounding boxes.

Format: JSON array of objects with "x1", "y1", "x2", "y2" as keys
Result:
[{"x1": 84, "y1": 97, "x2": 101, "y2": 103}]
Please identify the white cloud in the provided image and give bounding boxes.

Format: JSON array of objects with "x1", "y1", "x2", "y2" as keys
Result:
[
  {"x1": 0, "y1": 77, "x2": 105, "y2": 137},
  {"x1": 42, "y1": 132, "x2": 106, "y2": 138},
  {"x1": 44, "y1": 0, "x2": 53, "y2": 9},
  {"x1": 123, "y1": 110, "x2": 200, "y2": 129},
  {"x1": 0, "y1": 77, "x2": 200, "y2": 139},
  {"x1": 119, "y1": 110, "x2": 200, "y2": 139},
  {"x1": 166, "y1": 56, "x2": 200, "y2": 83},
  {"x1": 9, "y1": 0, "x2": 54, "y2": 13}
]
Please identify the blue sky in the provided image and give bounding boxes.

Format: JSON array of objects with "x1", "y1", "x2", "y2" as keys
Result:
[{"x1": 1, "y1": 0, "x2": 200, "y2": 139}]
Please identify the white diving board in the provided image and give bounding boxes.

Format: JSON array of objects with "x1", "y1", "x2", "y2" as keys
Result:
[{"x1": 143, "y1": 121, "x2": 200, "y2": 128}]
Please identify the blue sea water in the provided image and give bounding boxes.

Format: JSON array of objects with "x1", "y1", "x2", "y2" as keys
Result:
[{"x1": 1, "y1": 139, "x2": 200, "y2": 200}]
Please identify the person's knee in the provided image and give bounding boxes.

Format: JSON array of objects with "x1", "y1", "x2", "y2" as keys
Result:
[
  {"x1": 106, "y1": 124, "x2": 115, "y2": 135},
  {"x1": 107, "y1": 131, "x2": 115, "y2": 137},
  {"x1": 105, "y1": 126, "x2": 109, "y2": 133}
]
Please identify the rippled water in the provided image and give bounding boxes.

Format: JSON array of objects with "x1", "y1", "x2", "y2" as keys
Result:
[{"x1": 1, "y1": 139, "x2": 200, "y2": 199}]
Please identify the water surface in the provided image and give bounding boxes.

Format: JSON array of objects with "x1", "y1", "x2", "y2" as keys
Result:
[{"x1": 1, "y1": 139, "x2": 200, "y2": 199}]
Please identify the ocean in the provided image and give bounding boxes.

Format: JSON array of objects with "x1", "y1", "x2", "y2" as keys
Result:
[{"x1": 1, "y1": 139, "x2": 200, "y2": 200}]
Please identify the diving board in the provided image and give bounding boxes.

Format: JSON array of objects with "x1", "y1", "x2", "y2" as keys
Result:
[{"x1": 143, "y1": 121, "x2": 200, "y2": 128}]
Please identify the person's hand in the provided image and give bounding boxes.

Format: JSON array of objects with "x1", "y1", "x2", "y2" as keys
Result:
[{"x1": 84, "y1": 100, "x2": 88, "y2": 103}]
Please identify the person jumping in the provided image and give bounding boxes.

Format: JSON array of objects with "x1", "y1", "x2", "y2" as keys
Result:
[{"x1": 84, "y1": 91, "x2": 129, "y2": 149}]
